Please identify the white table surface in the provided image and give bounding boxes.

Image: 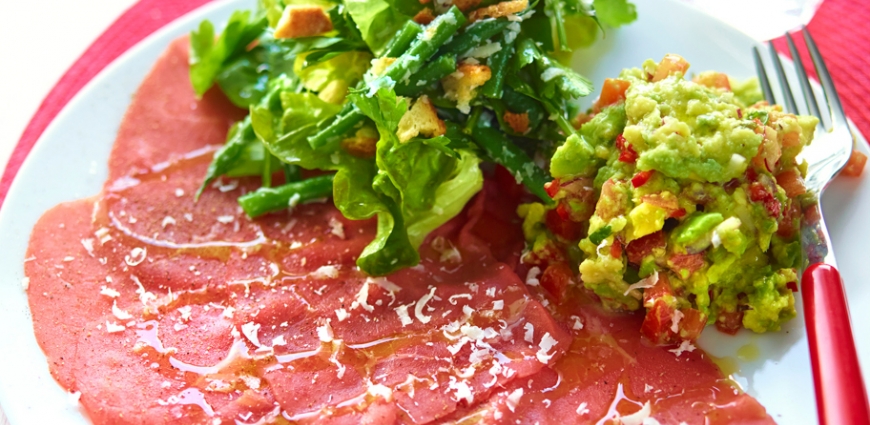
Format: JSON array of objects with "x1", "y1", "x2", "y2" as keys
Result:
[
  {"x1": 0, "y1": 1, "x2": 823, "y2": 424},
  {"x1": 0, "y1": 0, "x2": 137, "y2": 183},
  {"x1": 0, "y1": 4, "x2": 137, "y2": 425}
]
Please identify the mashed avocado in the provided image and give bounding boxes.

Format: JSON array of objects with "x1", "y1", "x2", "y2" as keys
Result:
[{"x1": 528, "y1": 54, "x2": 817, "y2": 341}]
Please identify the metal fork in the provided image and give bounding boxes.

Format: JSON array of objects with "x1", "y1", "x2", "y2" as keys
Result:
[{"x1": 754, "y1": 29, "x2": 870, "y2": 425}]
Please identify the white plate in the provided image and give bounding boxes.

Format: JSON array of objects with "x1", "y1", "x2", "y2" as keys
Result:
[{"x1": 0, "y1": 0, "x2": 867, "y2": 423}]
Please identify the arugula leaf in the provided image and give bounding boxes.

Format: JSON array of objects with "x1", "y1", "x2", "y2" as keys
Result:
[
  {"x1": 189, "y1": 10, "x2": 267, "y2": 96},
  {"x1": 593, "y1": 0, "x2": 638, "y2": 28}
]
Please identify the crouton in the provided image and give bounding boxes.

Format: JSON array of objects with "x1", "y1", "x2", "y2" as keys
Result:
[
  {"x1": 441, "y1": 63, "x2": 491, "y2": 113},
  {"x1": 453, "y1": 0, "x2": 483, "y2": 11},
  {"x1": 342, "y1": 127, "x2": 379, "y2": 158},
  {"x1": 413, "y1": 8, "x2": 436, "y2": 25},
  {"x1": 370, "y1": 57, "x2": 397, "y2": 77},
  {"x1": 274, "y1": 5, "x2": 333, "y2": 39},
  {"x1": 504, "y1": 111, "x2": 530, "y2": 134},
  {"x1": 396, "y1": 96, "x2": 447, "y2": 142},
  {"x1": 468, "y1": 0, "x2": 528, "y2": 21}
]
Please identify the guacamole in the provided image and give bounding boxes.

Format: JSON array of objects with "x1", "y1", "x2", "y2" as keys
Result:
[{"x1": 521, "y1": 54, "x2": 817, "y2": 343}]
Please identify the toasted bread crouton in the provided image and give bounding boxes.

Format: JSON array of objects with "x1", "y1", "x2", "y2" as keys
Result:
[
  {"x1": 274, "y1": 5, "x2": 333, "y2": 39},
  {"x1": 468, "y1": 0, "x2": 528, "y2": 21},
  {"x1": 370, "y1": 57, "x2": 397, "y2": 77},
  {"x1": 342, "y1": 127, "x2": 379, "y2": 158},
  {"x1": 504, "y1": 111, "x2": 530, "y2": 134},
  {"x1": 413, "y1": 8, "x2": 436, "y2": 25},
  {"x1": 441, "y1": 63, "x2": 491, "y2": 113},
  {"x1": 453, "y1": 0, "x2": 483, "y2": 11},
  {"x1": 397, "y1": 96, "x2": 447, "y2": 142}
]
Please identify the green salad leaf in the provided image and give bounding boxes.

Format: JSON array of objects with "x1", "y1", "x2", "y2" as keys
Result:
[
  {"x1": 190, "y1": 0, "x2": 631, "y2": 276},
  {"x1": 190, "y1": 10, "x2": 268, "y2": 97}
]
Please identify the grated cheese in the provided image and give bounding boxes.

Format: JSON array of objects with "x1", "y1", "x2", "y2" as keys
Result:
[
  {"x1": 311, "y1": 265, "x2": 339, "y2": 279},
  {"x1": 669, "y1": 340, "x2": 696, "y2": 357},
  {"x1": 106, "y1": 321, "x2": 125, "y2": 333},
  {"x1": 414, "y1": 287, "x2": 437, "y2": 324},
  {"x1": 505, "y1": 388, "x2": 523, "y2": 412},
  {"x1": 241, "y1": 322, "x2": 263, "y2": 347},
  {"x1": 525, "y1": 267, "x2": 541, "y2": 286},
  {"x1": 112, "y1": 301, "x2": 133, "y2": 320},
  {"x1": 536, "y1": 332, "x2": 558, "y2": 364},
  {"x1": 576, "y1": 401, "x2": 589, "y2": 415},
  {"x1": 317, "y1": 320, "x2": 334, "y2": 342},
  {"x1": 395, "y1": 304, "x2": 413, "y2": 326},
  {"x1": 523, "y1": 322, "x2": 534, "y2": 343}
]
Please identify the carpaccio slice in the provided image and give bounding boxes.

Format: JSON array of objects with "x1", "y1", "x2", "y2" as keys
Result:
[{"x1": 24, "y1": 37, "x2": 775, "y2": 424}]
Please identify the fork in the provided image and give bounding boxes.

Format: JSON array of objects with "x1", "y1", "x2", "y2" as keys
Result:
[{"x1": 754, "y1": 29, "x2": 870, "y2": 425}]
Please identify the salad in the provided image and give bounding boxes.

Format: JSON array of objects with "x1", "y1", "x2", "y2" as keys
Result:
[
  {"x1": 190, "y1": 0, "x2": 636, "y2": 277},
  {"x1": 191, "y1": 0, "x2": 818, "y2": 342}
]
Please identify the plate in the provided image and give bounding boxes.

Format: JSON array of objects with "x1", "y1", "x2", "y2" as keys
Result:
[{"x1": 0, "y1": 0, "x2": 867, "y2": 423}]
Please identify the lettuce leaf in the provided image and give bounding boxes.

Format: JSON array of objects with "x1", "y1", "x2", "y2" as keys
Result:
[
  {"x1": 593, "y1": 0, "x2": 638, "y2": 28},
  {"x1": 344, "y1": 0, "x2": 421, "y2": 56},
  {"x1": 190, "y1": 10, "x2": 267, "y2": 97}
]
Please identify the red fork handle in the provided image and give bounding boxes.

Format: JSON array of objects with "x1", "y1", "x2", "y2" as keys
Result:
[{"x1": 802, "y1": 263, "x2": 870, "y2": 425}]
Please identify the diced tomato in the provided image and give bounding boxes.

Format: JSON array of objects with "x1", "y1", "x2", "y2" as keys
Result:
[
  {"x1": 668, "y1": 253, "x2": 706, "y2": 276},
  {"x1": 616, "y1": 134, "x2": 638, "y2": 163},
  {"x1": 493, "y1": 164, "x2": 526, "y2": 200},
  {"x1": 643, "y1": 273, "x2": 673, "y2": 305},
  {"x1": 776, "y1": 199, "x2": 801, "y2": 239},
  {"x1": 652, "y1": 54, "x2": 690, "y2": 82},
  {"x1": 610, "y1": 240, "x2": 623, "y2": 258},
  {"x1": 787, "y1": 281, "x2": 798, "y2": 292},
  {"x1": 745, "y1": 167, "x2": 758, "y2": 183},
  {"x1": 641, "y1": 299, "x2": 676, "y2": 345},
  {"x1": 555, "y1": 203, "x2": 570, "y2": 220},
  {"x1": 641, "y1": 275, "x2": 677, "y2": 345},
  {"x1": 775, "y1": 169, "x2": 806, "y2": 198},
  {"x1": 546, "y1": 208, "x2": 583, "y2": 241},
  {"x1": 540, "y1": 262, "x2": 573, "y2": 302},
  {"x1": 544, "y1": 179, "x2": 560, "y2": 198},
  {"x1": 842, "y1": 149, "x2": 867, "y2": 177},
  {"x1": 693, "y1": 71, "x2": 731, "y2": 91},
  {"x1": 749, "y1": 181, "x2": 782, "y2": 218},
  {"x1": 626, "y1": 231, "x2": 666, "y2": 265},
  {"x1": 631, "y1": 170, "x2": 655, "y2": 188},
  {"x1": 593, "y1": 78, "x2": 631, "y2": 112},
  {"x1": 555, "y1": 177, "x2": 597, "y2": 223},
  {"x1": 670, "y1": 208, "x2": 687, "y2": 219},
  {"x1": 678, "y1": 308, "x2": 707, "y2": 341},
  {"x1": 715, "y1": 310, "x2": 744, "y2": 335}
]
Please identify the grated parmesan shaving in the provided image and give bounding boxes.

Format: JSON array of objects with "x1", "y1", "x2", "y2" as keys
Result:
[
  {"x1": 536, "y1": 332, "x2": 558, "y2": 364},
  {"x1": 112, "y1": 301, "x2": 133, "y2": 320},
  {"x1": 395, "y1": 304, "x2": 413, "y2": 326},
  {"x1": 505, "y1": 388, "x2": 523, "y2": 412},
  {"x1": 525, "y1": 267, "x2": 541, "y2": 286},
  {"x1": 241, "y1": 322, "x2": 263, "y2": 347},
  {"x1": 414, "y1": 287, "x2": 437, "y2": 324},
  {"x1": 311, "y1": 265, "x2": 339, "y2": 279},
  {"x1": 668, "y1": 340, "x2": 696, "y2": 357}
]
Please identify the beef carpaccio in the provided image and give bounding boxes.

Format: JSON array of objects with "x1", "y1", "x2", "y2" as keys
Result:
[{"x1": 25, "y1": 38, "x2": 775, "y2": 425}]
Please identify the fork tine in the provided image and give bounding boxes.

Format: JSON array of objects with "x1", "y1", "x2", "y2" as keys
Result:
[
  {"x1": 802, "y1": 28, "x2": 849, "y2": 129},
  {"x1": 753, "y1": 46, "x2": 776, "y2": 104},
  {"x1": 786, "y1": 31, "x2": 825, "y2": 129},
  {"x1": 767, "y1": 41, "x2": 799, "y2": 114}
]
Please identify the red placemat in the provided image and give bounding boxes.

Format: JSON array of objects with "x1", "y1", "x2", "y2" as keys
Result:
[{"x1": 0, "y1": 0, "x2": 867, "y2": 209}]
